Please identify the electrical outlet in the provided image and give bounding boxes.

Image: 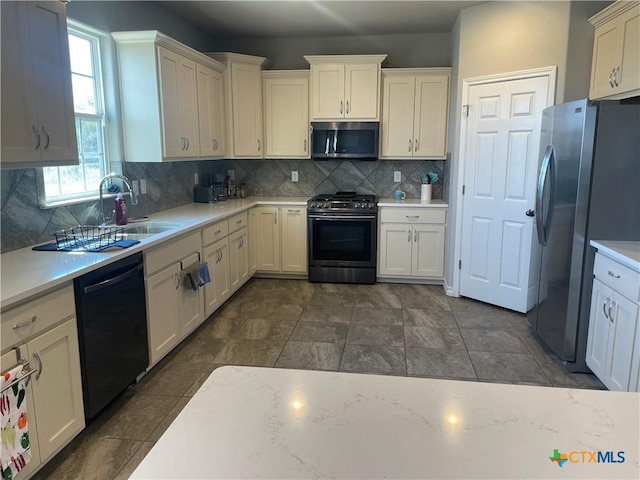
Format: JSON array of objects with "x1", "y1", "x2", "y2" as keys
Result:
[
  {"x1": 227, "y1": 169, "x2": 235, "y2": 181},
  {"x1": 140, "y1": 179, "x2": 147, "y2": 194},
  {"x1": 132, "y1": 180, "x2": 139, "y2": 195},
  {"x1": 292, "y1": 171, "x2": 299, "y2": 182},
  {"x1": 394, "y1": 171, "x2": 402, "y2": 182},
  {"x1": 194, "y1": 172, "x2": 199, "y2": 185}
]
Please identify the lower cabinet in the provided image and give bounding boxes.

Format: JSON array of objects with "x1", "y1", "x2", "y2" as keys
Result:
[
  {"x1": 253, "y1": 206, "x2": 307, "y2": 274},
  {"x1": 228, "y1": 227, "x2": 249, "y2": 292},
  {"x1": 586, "y1": 251, "x2": 640, "y2": 392},
  {"x1": 203, "y1": 238, "x2": 230, "y2": 316},
  {"x1": 0, "y1": 285, "x2": 84, "y2": 478},
  {"x1": 144, "y1": 232, "x2": 204, "y2": 366},
  {"x1": 378, "y1": 208, "x2": 446, "y2": 279}
]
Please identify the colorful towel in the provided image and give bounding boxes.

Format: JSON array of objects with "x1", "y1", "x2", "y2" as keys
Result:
[{"x1": 1, "y1": 365, "x2": 31, "y2": 480}]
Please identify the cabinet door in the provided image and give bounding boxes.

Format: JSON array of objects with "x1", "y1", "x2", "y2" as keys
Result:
[
  {"x1": 248, "y1": 208, "x2": 258, "y2": 276},
  {"x1": 413, "y1": 75, "x2": 449, "y2": 158},
  {"x1": 630, "y1": 315, "x2": 640, "y2": 392},
  {"x1": 605, "y1": 293, "x2": 639, "y2": 391},
  {"x1": 616, "y1": 6, "x2": 640, "y2": 96},
  {"x1": 412, "y1": 224, "x2": 445, "y2": 277},
  {"x1": 310, "y1": 64, "x2": 345, "y2": 120},
  {"x1": 378, "y1": 224, "x2": 413, "y2": 276},
  {"x1": 231, "y1": 62, "x2": 263, "y2": 157},
  {"x1": 179, "y1": 252, "x2": 205, "y2": 338},
  {"x1": 203, "y1": 239, "x2": 230, "y2": 316},
  {"x1": 229, "y1": 228, "x2": 249, "y2": 292},
  {"x1": 586, "y1": 279, "x2": 613, "y2": 381},
  {"x1": 255, "y1": 207, "x2": 281, "y2": 272},
  {"x1": 146, "y1": 264, "x2": 180, "y2": 365},
  {"x1": 281, "y1": 207, "x2": 308, "y2": 273},
  {"x1": 197, "y1": 64, "x2": 225, "y2": 158},
  {"x1": 380, "y1": 75, "x2": 416, "y2": 158},
  {"x1": 28, "y1": 318, "x2": 84, "y2": 462},
  {"x1": 344, "y1": 63, "x2": 379, "y2": 119},
  {"x1": 264, "y1": 76, "x2": 309, "y2": 158}
]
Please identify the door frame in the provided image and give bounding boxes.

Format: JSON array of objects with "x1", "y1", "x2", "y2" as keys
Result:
[{"x1": 451, "y1": 66, "x2": 557, "y2": 297}]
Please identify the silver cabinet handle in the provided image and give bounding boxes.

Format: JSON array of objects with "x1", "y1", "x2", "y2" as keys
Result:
[
  {"x1": 214, "y1": 229, "x2": 221, "y2": 235},
  {"x1": 33, "y1": 351, "x2": 43, "y2": 381},
  {"x1": 236, "y1": 220, "x2": 242, "y2": 225},
  {"x1": 414, "y1": 139, "x2": 419, "y2": 152},
  {"x1": 608, "y1": 270, "x2": 621, "y2": 279},
  {"x1": 257, "y1": 139, "x2": 261, "y2": 152},
  {"x1": 406, "y1": 215, "x2": 419, "y2": 220},
  {"x1": 609, "y1": 68, "x2": 615, "y2": 88},
  {"x1": 613, "y1": 66, "x2": 620, "y2": 87},
  {"x1": 186, "y1": 137, "x2": 190, "y2": 151},
  {"x1": 603, "y1": 297, "x2": 610, "y2": 319},
  {"x1": 33, "y1": 125, "x2": 41, "y2": 150},
  {"x1": 181, "y1": 137, "x2": 185, "y2": 150},
  {"x1": 275, "y1": 213, "x2": 277, "y2": 224},
  {"x1": 13, "y1": 315, "x2": 36, "y2": 330},
  {"x1": 304, "y1": 139, "x2": 307, "y2": 152},
  {"x1": 414, "y1": 230, "x2": 417, "y2": 242},
  {"x1": 340, "y1": 101, "x2": 343, "y2": 114},
  {"x1": 288, "y1": 209, "x2": 301, "y2": 213},
  {"x1": 408, "y1": 139, "x2": 412, "y2": 152},
  {"x1": 346, "y1": 101, "x2": 350, "y2": 114},
  {"x1": 609, "y1": 300, "x2": 616, "y2": 322},
  {"x1": 41, "y1": 126, "x2": 50, "y2": 150},
  {"x1": 407, "y1": 229, "x2": 411, "y2": 242}
]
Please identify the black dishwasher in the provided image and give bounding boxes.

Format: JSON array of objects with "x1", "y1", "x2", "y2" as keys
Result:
[{"x1": 74, "y1": 252, "x2": 148, "y2": 419}]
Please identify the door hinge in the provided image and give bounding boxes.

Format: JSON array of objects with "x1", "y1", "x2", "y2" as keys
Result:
[
  {"x1": 462, "y1": 185, "x2": 465, "y2": 195},
  {"x1": 462, "y1": 105, "x2": 470, "y2": 117},
  {"x1": 458, "y1": 260, "x2": 462, "y2": 270}
]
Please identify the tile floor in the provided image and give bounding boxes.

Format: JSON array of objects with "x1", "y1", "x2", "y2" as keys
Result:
[{"x1": 33, "y1": 279, "x2": 604, "y2": 479}]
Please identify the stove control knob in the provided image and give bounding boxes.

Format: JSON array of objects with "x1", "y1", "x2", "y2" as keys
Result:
[
  {"x1": 367, "y1": 203, "x2": 374, "y2": 209},
  {"x1": 354, "y1": 202, "x2": 361, "y2": 208}
]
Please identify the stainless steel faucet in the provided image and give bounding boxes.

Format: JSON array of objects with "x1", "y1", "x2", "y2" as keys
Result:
[{"x1": 98, "y1": 173, "x2": 139, "y2": 226}]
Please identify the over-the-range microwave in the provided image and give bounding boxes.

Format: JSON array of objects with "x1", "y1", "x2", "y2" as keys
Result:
[{"x1": 310, "y1": 121, "x2": 379, "y2": 160}]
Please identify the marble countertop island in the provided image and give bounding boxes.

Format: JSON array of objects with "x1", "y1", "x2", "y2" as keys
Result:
[{"x1": 131, "y1": 366, "x2": 639, "y2": 480}]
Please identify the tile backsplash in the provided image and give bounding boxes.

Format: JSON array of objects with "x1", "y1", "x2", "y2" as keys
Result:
[{"x1": 0, "y1": 158, "x2": 443, "y2": 253}]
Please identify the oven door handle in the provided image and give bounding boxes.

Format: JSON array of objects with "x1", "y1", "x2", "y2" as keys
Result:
[{"x1": 308, "y1": 214, "x2": 377, "y2": 220}]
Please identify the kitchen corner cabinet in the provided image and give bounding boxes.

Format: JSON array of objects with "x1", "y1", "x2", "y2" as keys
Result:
[
  {"x1": 202, "y1": 220, "x2": 231, "y2": 316},
  {"x1": 112, "y1": 31, "x2": 226, "y2": 162},
  {"x1": 1, "y1": 1, "x2": 78, "y2": 169},
  {"x1": 589, "y1": 0, "x2": 640, "y2": 100},
  {"x1": 305, "y1": 55, "x2": 387, "y2": 121},
  {"x1": 228, "y1": 212, "x2": 250, "y2": 293},
  {"x1": 380, "y1": 68, "x2": 451, "y2": 159},
  {"x1": 144, "y1": 232, "x2": 204, "y2": 366},
  {"x1": 586, "y1": 251, "x2": 640, "y2": 392},
  {"x1": 378, "y1": 208, "x2": 446, "y2": 280},
  {"x1": 263, "y1": 71, "x2": 310, "y2": 158},
  {"x1": 253, "y1": 207, "x2": 307, "y2": 274},
  {"x1": 207, "y1": 53, "x2": 270, "y2": 158},
  {"x1": 0, "y1": 284, "x2": 84, "y2": 475}
]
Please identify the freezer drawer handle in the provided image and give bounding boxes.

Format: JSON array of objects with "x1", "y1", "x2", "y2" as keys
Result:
[{"x1": 607, "y1": 270, "x2": 621, "y2": 279}]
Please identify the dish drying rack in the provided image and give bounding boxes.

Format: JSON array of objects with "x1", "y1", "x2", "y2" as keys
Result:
[{"x1": 53, "y1": 225, "x2": 124, "y2": 251}]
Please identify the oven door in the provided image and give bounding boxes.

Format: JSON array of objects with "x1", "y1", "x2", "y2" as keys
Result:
[{"x1": 308, "y1": 213, "x2": 377, "y2": 268}]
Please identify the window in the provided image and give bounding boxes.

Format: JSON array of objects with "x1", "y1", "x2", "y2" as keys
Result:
[{"x1": 41, "y1": 26, "x2": 108, "y2": 204}]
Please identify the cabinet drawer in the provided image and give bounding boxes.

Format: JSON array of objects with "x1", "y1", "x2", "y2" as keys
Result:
[
  {"x1": 202, "y1": 220, "x2": 229, "y2": 246},
  {"x1": 1, "y1": 284, "x2": 75, "y2": 350},
  {"x1": 145, "y1": 231, "x2": 201, "y2": 276},
  {"x1": 228, "y1": 212, "x2": 248, "y2": 233},
  {"x1": 380, "y1": 208, "x2": 446, "y2": 224},
  {"x1": 594, "y1": 253, "x2": 640, "y2": 301}
]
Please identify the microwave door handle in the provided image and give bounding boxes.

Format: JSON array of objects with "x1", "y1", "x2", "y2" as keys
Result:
[
  {"x1": 324, "y1": 132, "x2": 331, "y2": 155},
  {"x1": 332, "y1": 131, "x2": 338, "y2": 155}
]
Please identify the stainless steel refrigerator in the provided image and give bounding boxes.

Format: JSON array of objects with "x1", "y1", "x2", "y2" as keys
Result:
[{"x1": 527, "y1": 99, "x2": 640, "y2": 373}]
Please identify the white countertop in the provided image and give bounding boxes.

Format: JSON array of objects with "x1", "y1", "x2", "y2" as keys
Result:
[
  {"x1": 131, "y1": 366, "x2": 640, "y2": 480},
  {"x1": 590, "y1": 240, "x2": 640, "y2": 272},
  {"x1": 0, "y1": 197, "x2": 307, "y2": 310},
  {"x1": 378, "y1": 198, "x2": 448, "y2": 208}
]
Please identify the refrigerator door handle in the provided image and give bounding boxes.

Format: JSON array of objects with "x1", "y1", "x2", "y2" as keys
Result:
[{"x1": 536, "y1": 145, "x2": 554, "y2": 245}]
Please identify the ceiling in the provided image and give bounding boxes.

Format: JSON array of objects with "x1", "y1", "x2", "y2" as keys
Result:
[{"x1": 159, "y1": 1, "x2": 486, "y2": 39}]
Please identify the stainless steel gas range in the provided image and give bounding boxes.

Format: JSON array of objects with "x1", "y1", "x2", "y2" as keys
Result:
[{"x1": 307, "y1": 191, "x2": 378, "y2": 284}]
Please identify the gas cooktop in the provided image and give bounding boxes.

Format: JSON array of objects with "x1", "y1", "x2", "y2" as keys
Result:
[{"x1": 308, "y1": 191, "x2": 377, "y2": 213}]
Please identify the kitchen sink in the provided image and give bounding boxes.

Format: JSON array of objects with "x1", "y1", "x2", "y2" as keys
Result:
[{"x1": 120, "y1": 222, "x2": 183, "y2": 236}]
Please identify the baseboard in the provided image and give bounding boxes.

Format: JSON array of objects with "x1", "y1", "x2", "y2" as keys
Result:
[{"x1": 444, "y1": 277, "x2": 456, "y2": 297}]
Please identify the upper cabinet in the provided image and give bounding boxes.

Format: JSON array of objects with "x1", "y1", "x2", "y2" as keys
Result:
[
  {"x1": 112, "y1": 31, "x2": 226, "y2": 162},
  {"x1": 263, "y1": 71, "x2": 310, "y2": 158},
  {"x1": 206, "y1": 53, "x2": 270, "y2": 159},
  {"x1": 1, "y1": 1, "x2": 78, "y2": 169},
  {"x1": 380, "y1": 68, "x2": 451, "y2": 160},
  {"x1": 305, "y1": 55, "x2": 387, "y2": 121},
  {"x1": 589, "y1": 0, "x2": 640, "y2": 100}
]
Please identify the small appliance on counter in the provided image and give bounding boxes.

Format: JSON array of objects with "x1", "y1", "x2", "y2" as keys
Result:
[{"x1": 193, "y1": 186, "x2": 217, "y2": 203}]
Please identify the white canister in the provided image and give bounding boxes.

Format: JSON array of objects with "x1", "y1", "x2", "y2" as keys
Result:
[{"x1": 421, "y1": 184, "x2": 432, "y2": 203}]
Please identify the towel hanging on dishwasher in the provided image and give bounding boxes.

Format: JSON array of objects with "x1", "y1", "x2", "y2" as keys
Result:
[{"x1": 1, "y1": 365, "x2": 32, "y2": 478}]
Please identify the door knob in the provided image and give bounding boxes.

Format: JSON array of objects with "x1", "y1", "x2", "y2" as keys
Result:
[{"x1": 525, "y1": 209, "x2": 535, "y2": 217}]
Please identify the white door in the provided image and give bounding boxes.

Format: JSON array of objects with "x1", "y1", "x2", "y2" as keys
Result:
[{"x1": 460, "y1": 75, "x2": 550, "y2": 312}]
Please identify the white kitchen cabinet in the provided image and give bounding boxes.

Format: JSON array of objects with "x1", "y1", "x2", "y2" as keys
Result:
[
  {"x1": 253, "y1": 207, "x2": 308, "y2": 275},
  {"x1": 207, "y1": 53, "x2": 270, "y2": 158},
  {"x1": 202, "y1": 219, "x2": 231, "y2": 316},
  {"x1": 378, "y1": 208, "x2": 446, "y2": 280},
  {"x1": 1, "y1": 1, "x2": 78, "y2": 169},
  {"x1": 586, "y1": 251, "x2": 640, "y2": 391},
  {"x1": 248, "y1": 208, "x2": 258, "y2": 276},
  {"x1": 589, "y1": 0, "x2": 640, "y2": 100},
  {"x1": 228, "y1": 227, "x2": 250, "y2": 293},
  {"x1": 0, "y1": 284, "x2": 84, "y2": 476},
  {"x1": 112, "y1": 31, "x2": 225, "y2": 162},
  {"x1": 197, "y1": 64, "x2": 225, "y2": 158},
  {"x1": 144, "y1": 232, "x2": 204, "y2": 366},
  {"x1": 380, "y1": 69, "x2": 451, "y2": 159},
  {"x1": 305, "y1": 55, "x2": 387, "y2": 121},
  {"x1": 263, "y1": 71, "x2": 310, "y2": 158}
]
